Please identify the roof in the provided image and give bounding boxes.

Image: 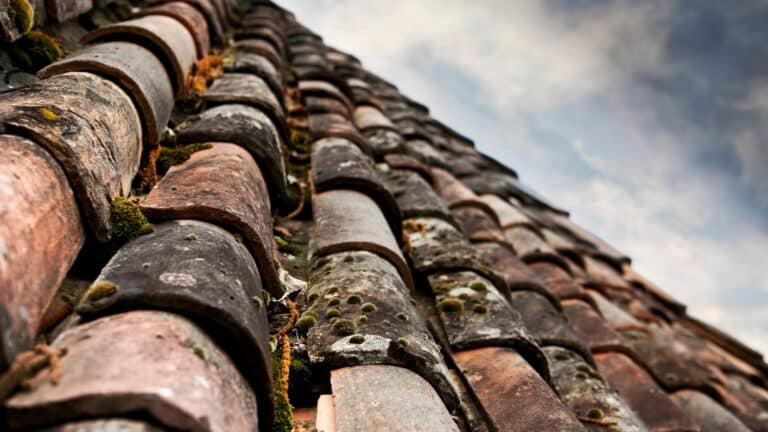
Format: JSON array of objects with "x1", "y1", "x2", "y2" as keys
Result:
[{"x1": 0, "y1": 1, "x2": 766, "y2": 431}]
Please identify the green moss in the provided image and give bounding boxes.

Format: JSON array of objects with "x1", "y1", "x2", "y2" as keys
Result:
[
  {"x1": 587, "y1": 408, "x2": 604, "y2": 420},
  {"x1": 397, "y1": 337, "x2": 409, "y2": 347},
  {"x1": 289, "y1": 129, "x2": 311, "y2": 153},
  {"x1": 156, "y1": 143, "x2": 212, "y2": 175},
  {"x1": 396, "y1": 313, "x2": 408, "y2": 321},
  {"x1": 343, "y1": 255, "x2": 355, "y2": 263},
  {"x1": 359, "y1": 315, "x2": 368, "y2": 323},
  {"x1": 473, "y1": 304, "x2": 488, "y2": 314},
  {"x1": 307, "y1": 292, "x2": 319, "y2": 302},
  {"x1": 110, "y1": 196, "x2": 154, "y2": 242},
  {"x1": 83, "y1": 280, "x2": 118, "y2": 302},
  {"x1": 328, "y1": 298, "x2": 340, "y2": 307},
  {"x1": 193, "y1": 345, "x2": 207, "y2": 360},
  {"x1": 184, "y1": 233, "x2": 198, "y2": 241},
  {"x1": 325, "y1": 308, "x2": 341, "y2": 319},
  {"x1": 10, "y1": 0, "x2": 34, "y2": 34},
  {"x1": 469, "y1": 281, "x2": 487, "y2": 292},
  {"x1": 361, "y1": 303, "x2": 377, "y2": 313},
  {"x1": 436, "y1": 298, "x2": 464, "y2": 314},
  {"x1": 295, "y1": 314, "x2": 317, "y2": 334},
  {"x1": 8, "y1": 30, "x2": 63, "y2": 72},
  {"x1": 38, "y1": 107, "x2": 59, "y2": 121},
  {"x1": 349, "y1": 334, "x2": 365, "y2": 344},
  {"x1": 332, "y1": 319, "x2": 356, "y2": 336},
  {"x1": 554, "y1": 351, "x2": 570, "y2": 361},
  {"x1": 458, "y1": 292, "x2": 470, "y2": 300},
  {"x1": 272, "y1": 352, "x2": 295, "y2": 432},
  {"x1": 346, "y1": 295, "x2": 362, "y2": 304}
]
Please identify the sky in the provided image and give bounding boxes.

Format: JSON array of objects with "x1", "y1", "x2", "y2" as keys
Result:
[{"x1": 279, "y1": 0, "x2": 768, "y2": 355}]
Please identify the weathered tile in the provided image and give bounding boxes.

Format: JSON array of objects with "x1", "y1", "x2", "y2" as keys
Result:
[
  {"x1": 403, "y1": 217, "x2": 506, "y2": 293},
  {"x1": 380, "y1": 168, "x2": 453, "y2": 223},
  {"x1": 82, "y1": 16, "x2": 196, "y2": 98},
  {"x1": 480, "y1": 194, "x2": 536, "y2": 229},
  {"x1": 315, "y1": 395, "x2": 336, "y2": 432},
  {"x1": 203, "y1": 72, "x2": 287, "y2": 142},
  {"x1": 353, "y1": 105, "x2": 395, "y2": 130},
  {"x1": 46, "y1": 0, "x2": 93, "y2": 22},
  {"x1": 617, "y1": 324, "x2": 718, "y2": 392},
  {"x1": 672, "y1": 390, "x2": 751, "y2": 432},
  {"x1": 331, "y1": 365, "x2": 459, "y2": 432},
  {"x1": 0, "y1": 1, "x2": 38, "y2": 42},
  {"x1": 543, "y1": 347, "x2": 647, "y2": 432},
  {"x1": 311, "y1": 189, "x2": 413, "y2": 292},
  {"x1": 0, "y1": 72, "x2": 142, "y2": 241},
  {"x1": 236, "y1": 27, "x2": 287, "y2": 61},
  {"x1": 363, "y1": 127, "x2": 405, "y2": 155},
  {"x1": 537, "y1": 209, "x2": 629, "y2": 266},
  {"x1": 431, "y1": 167, "x2": 499, "y2": 220},
  {"x1": 404, "y1": 139, "x2": 452, "y2": 168},
  {"x1": 305, "y1": 251, "x2": 455, "y2": 409},
  {"x1": 175, "y1": 103, "x2": 288, "y2": 207},
  {"x1": 383, "y1": 153, "x2": 432, "y2": 180},
  {"x1": 312, "y1": 138, "x2": 400, "y2": 229},
  {"x1": 428, "y1": 271, "x2": 547, "y2": 373},
  {"x1": 235, "y1": 38, "x2": 284, "y2": 72},
  {"x1": 135, "y1": 2, "x2": 211, "y2": 58},
  {"x1": 561, "y1": 299, "x2": 626, "y2": 353},
  {"x1": 582, "y1": 255, "x2": 630, "y2": 290},
  {"x1": 157, "y1": 0, "x2": 223, "y2": 44},
  {"x1": 713, "y1": 374, "x2": 768, "y2": 431},
  {"x1": 224, "y1": 51, "x2": 283, "y2": 100},
  {"x1": 299, "y1": 80, "x2": 353, "y2": 113},
  {"x1": 451, "y1": 206, "x2": 504, "y2": 242},
  {"x1": 33, "y1": 419, "x2": 164, "y2": 431},
  {"x1": 673, "y1": 324, "x2": 763, "y2": 381},
  {"x1": 308, "y1": 113, "x2": 371, "y2": 156},
  {"x1": 622, "y1": 263, "x2": 687, "y2": 314},
  {"x1": 529, "y1": 261, "x2": 587, "y2": 300},
  {"x1": 586, "y1": 289, "x2": 644, "y2": 328},
  {"x1": 473, "y1": 241, "x2": 558, "y2": 302},
  {"x1": 141, "y1": 143, "x2": 282, "y2": 296},
  {"x1": 679, "y1": 315, "x2": 766, "y2": 375},
  {"x1": 75, "y1": 220, "x2": 273, "y2": 428},
  {"x1": 0, "y1": 135, "x2": 85, "y2": 370},
  {"x1": 39, "y1": 42, "x2": 173, "y2": 147},
  {"x1": 509, "y1": 290, "x2": 591, "y2": 361},
  {"x1": 5, "y1": 311, "x2": 260, "y2": 431},
  {"x1": 594, "y1": 352, "x2": 700, "y2": 432},
  {"x1": 453, "y1": 347, "x2": 586, "y2": 432},
  {"x1": 503, "y1": 225, "x2": 558, "y2": 258},
  {"x1": 305, "y1": 96, "x2": 351, "y2": 117}
]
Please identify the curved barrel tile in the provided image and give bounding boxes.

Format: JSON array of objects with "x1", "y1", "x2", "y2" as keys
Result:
[
  {"x1": 235, "y1": 26, "x2": 287, "y2": 61},
  {"x1": 148, "y1": 0, "x2": 224, "y2": 44},
  {"x1": 223, "y1": 51, "x2": 283, "y2": 99},
  {"x1": 299, "y1": 80, "x2": 353, "y2": 113},
  {"x1": 306, "y1": 251, "x2": 456, "y2": 411},
  {"x1": 305, "y1": 96, "x2": 351, "y2": 117},
  {"x1": 76, "y1": 220, "x2": 273, "y2": 428},
  {"x1": 453, "y1": 347, "x2": 586, "y2": 432},
  {"x1": 543, "y1": 347, "x2": 648, "y2": 432},
  {"x1": 594, "y1": 352, "x2": 700, "y2": 432},
  {"x1": 473, "y1": 241, "x2": 559, "y2": 303},
  {"x1": 5, "y1": 311, "x2": 260, "y2": 432},
  {"x1": 0, "y1": 72, "x2": 142, "y2": 241},
  {"x1": 383, "y1": 153, "x2": 433, "y2": 181},
  {"x1": 331, "y1": 365, "x2": 459, "y2": 432},
  {"x1": 380, "y1": 168, "x2": 454, "y2": 224},
  {"x1": 312, "y1": 137, "x2": 401, "y2": 234},
  {"x1": 82, "y1": 15, "x2": 196, "y2": 98},
  {"x1": 480, "y1": 194, "x2": 536, "y2": 229},
  {"x1": 405, "y1": 139, "x2": 452, "y2": 169},
  {"x1": 175, "y1": 104, "x2": 288, "y2": 207},
  {"x1": 39, "y1": 42, "x2": 173, "y2": 147},
  {"x1": 428, "y1": 271, "x2": 547, "y2": 375},
  {"x1": 561, "y1": 299, "x2": 626, "y2": 353},
  {"x1": 203, "y1": 72, "x2": 287, "y2": 143},
  {"x1": 451, "y1": 206, "x2": 504, "y2": 242},
  {"x1": 353, "y1": 105, "x2": 396, "y2": 131},
  {"x1": 33, "y1": 419, "x2": 164, "y2": 431},
  {"x1": 0, "y1": 135, "x2": 85, "y2": 370},
  {"x1": 672, "y1": 390, "x2": 751, "y2": 432},
  {"x1": 308, "y1": 113, "x2": 371, "y2": 156},
  {"x1": 141, "y1": 143, "x2": 282, "y2": 296},
  {"x1": 235, "y1": 38, "x2": 284, "y2": 72},
  {"x1": 311, "y1": 189, "x2": 413, "y2": 292},
  {"x1": 363, "y1": 128, "x2": 404, "y2": 156},
  {"x1": 431, "y1": 167, "x2": 499, "y2": 224},
  {"x1": 134, "y1": 2, "x2": 211, "y2": 58},
  {"x1": 47, "y1": 0, "x2": 93, "y2": 23}
]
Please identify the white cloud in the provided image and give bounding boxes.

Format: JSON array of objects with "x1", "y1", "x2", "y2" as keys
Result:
[{"x1": 280, "y1": 0, "x2": 768, "y2": 355}]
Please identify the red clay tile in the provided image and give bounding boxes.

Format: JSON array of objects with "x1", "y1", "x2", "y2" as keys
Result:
[
  {"x1": 431, "y1": 167, "x2": 499, "y2": 220},
  {"x1": 224, "y1": 51, "x2": 283, "y2": 99},
  {"x1": 503, "y1": 225, "x2": 558, "y2": 258},
  {"x1": 672, "y1": 390, "x2": 751, "y2": 432},
  {"x1": 0, "y1": 72, "x2": 142, "y2": 241},
  {"x1": 380, "y1": 168, "x2": 454, "y2": 224},
  {"x1": 82, "y1": 15, "x2": 197, "y2": 98},
  {"x1": 235, "y1": 38, "x2": 284, "y2": 72},
  {"x1": 679, "y1": 315, "x2": 767, "y2": 376},
  {"x1": 403, "y1": 217, "x2": 507, "y2": 293},
  {"x1": 587, "y1": 289, "x2": 644, "y2": 328},
  {"x1": 306, "y1": 251, "x2": 455, "y2": 407},
  {"x1": 175, "y1": 103, "x2": 288, "y2": 207},
  {"x1": 305, "y1": 96, "x2": 351, "y2": 117},
  {"x1": 582, "y1": 255, "x2": 630, "y2": 289},
  {"x1": 46, "y1": 0, "x2": 93, "y2": 23},
  {"x1": 331, "y1": 365, "x2": 459, "y2": 432},
  {"x1": 5, "y1": 311, "x2": 260, "y2": 431},
  {"x1": 594, "y1": 352, "x2": 700, "y2": 431},
  {"x1": 543, "y1": 346, "x2": 647, "y2": 432},
  {"x1": 312, "y1": 137, "x2": 401, "y2": 233},
  {"x1": 713, "y1": 374, "x2": 768, "y2": 431},
  {"x1": 454, "y1": 346, "x2": 586, "y2": 432},
  {"x1": 528, "y1": 261, "x2": 587, "y2": 300},
  {"x1": 164, "y1": 0, "x2": 224, "y2": 44},
  {"x1": 135, "y1": 2, "x2": 211, "y2": 58},
  {"x1": 203, "y1": 72, "x2": 287, "y2": 142},
  {"x1": 75, "y1": 219, "x2": 273, "y2": 427},
  {"x1": 622, "y1": 264, "x2": 686, "y2": 314},
  {"x1": 473, "y1": 241, "x2": 559, "y2": 300},
  {"x1": 561, "y1": 299, "x2": 626, "y2": 353},
  {"x1": 480, "y1": 194, "x2": 536, "y2": 229},
  {"x1": 0, "y1": 135, "x2": 85, "y2": 370},
  {"x1": 236, "y1": 27, "x2": 287, "y2": 61},
  {"x1": 383, "y1": 153, "x2": 432, "y2": 180},
  {"x1": 141, "y1": 143, "x2": 282, "y2": 296},
  {"x1": 428, "y1": 271, "x2": 547, "y2": 372},
  {"x1": 299, "y1": 80, "x2": 353, "y2": 113},
  {"x1": 451, "y1": 206, "x2": 505, "y2": 242},
  {"x1": 308, "y1": 113, "x2": 371, "y2": 156},
  {"x1": 311, "y1": 189, "x2": 414, "y2": 292},
  {"x1": 40, "y1": 42, "x2": 173, "y2": 147},
  {"x1": 509, "y1": 290, "x2": 591, "y2": 361},
  {"x1": 538, "y1": 209, "x2": 629, "y2": 266},
  {"x1": 353, "y1": 105, "x2": 396, "y2": 131}
]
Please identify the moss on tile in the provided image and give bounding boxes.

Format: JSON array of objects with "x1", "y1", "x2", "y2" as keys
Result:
[
  {"x1": 8, "y1": 30, "x2": 63, "y2": 72},
  {"x1": 436, "y1": 298, "x2": 464, "y2": 314},
  {"x1": 332, "y1": 319, "x2": 356, "y2": 336},
  {"x1": 10, "y1": 0, "x2": 34, "y2": 35},
  {"x1": 83, "y1": 280, "x2": 118, "y2": 302},
  {"x1": 156, "y1": 143, "x2": 212, "y2": 175},
  {"x1": 110, "y1": 196, "x2": 154, "y2": 242}
]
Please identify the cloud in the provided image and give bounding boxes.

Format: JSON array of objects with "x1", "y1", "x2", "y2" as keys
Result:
[{"x1": 280, "y1": 0, "x2": 768, "y2": 355}]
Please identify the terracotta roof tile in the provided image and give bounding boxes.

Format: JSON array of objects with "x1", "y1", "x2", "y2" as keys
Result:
[
  {"x1": 135, "y1": 2, "x2": 211, "y2": 57},
  {"x1": 672, "y1": 390, "x2": 751, "y2": 432}
]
